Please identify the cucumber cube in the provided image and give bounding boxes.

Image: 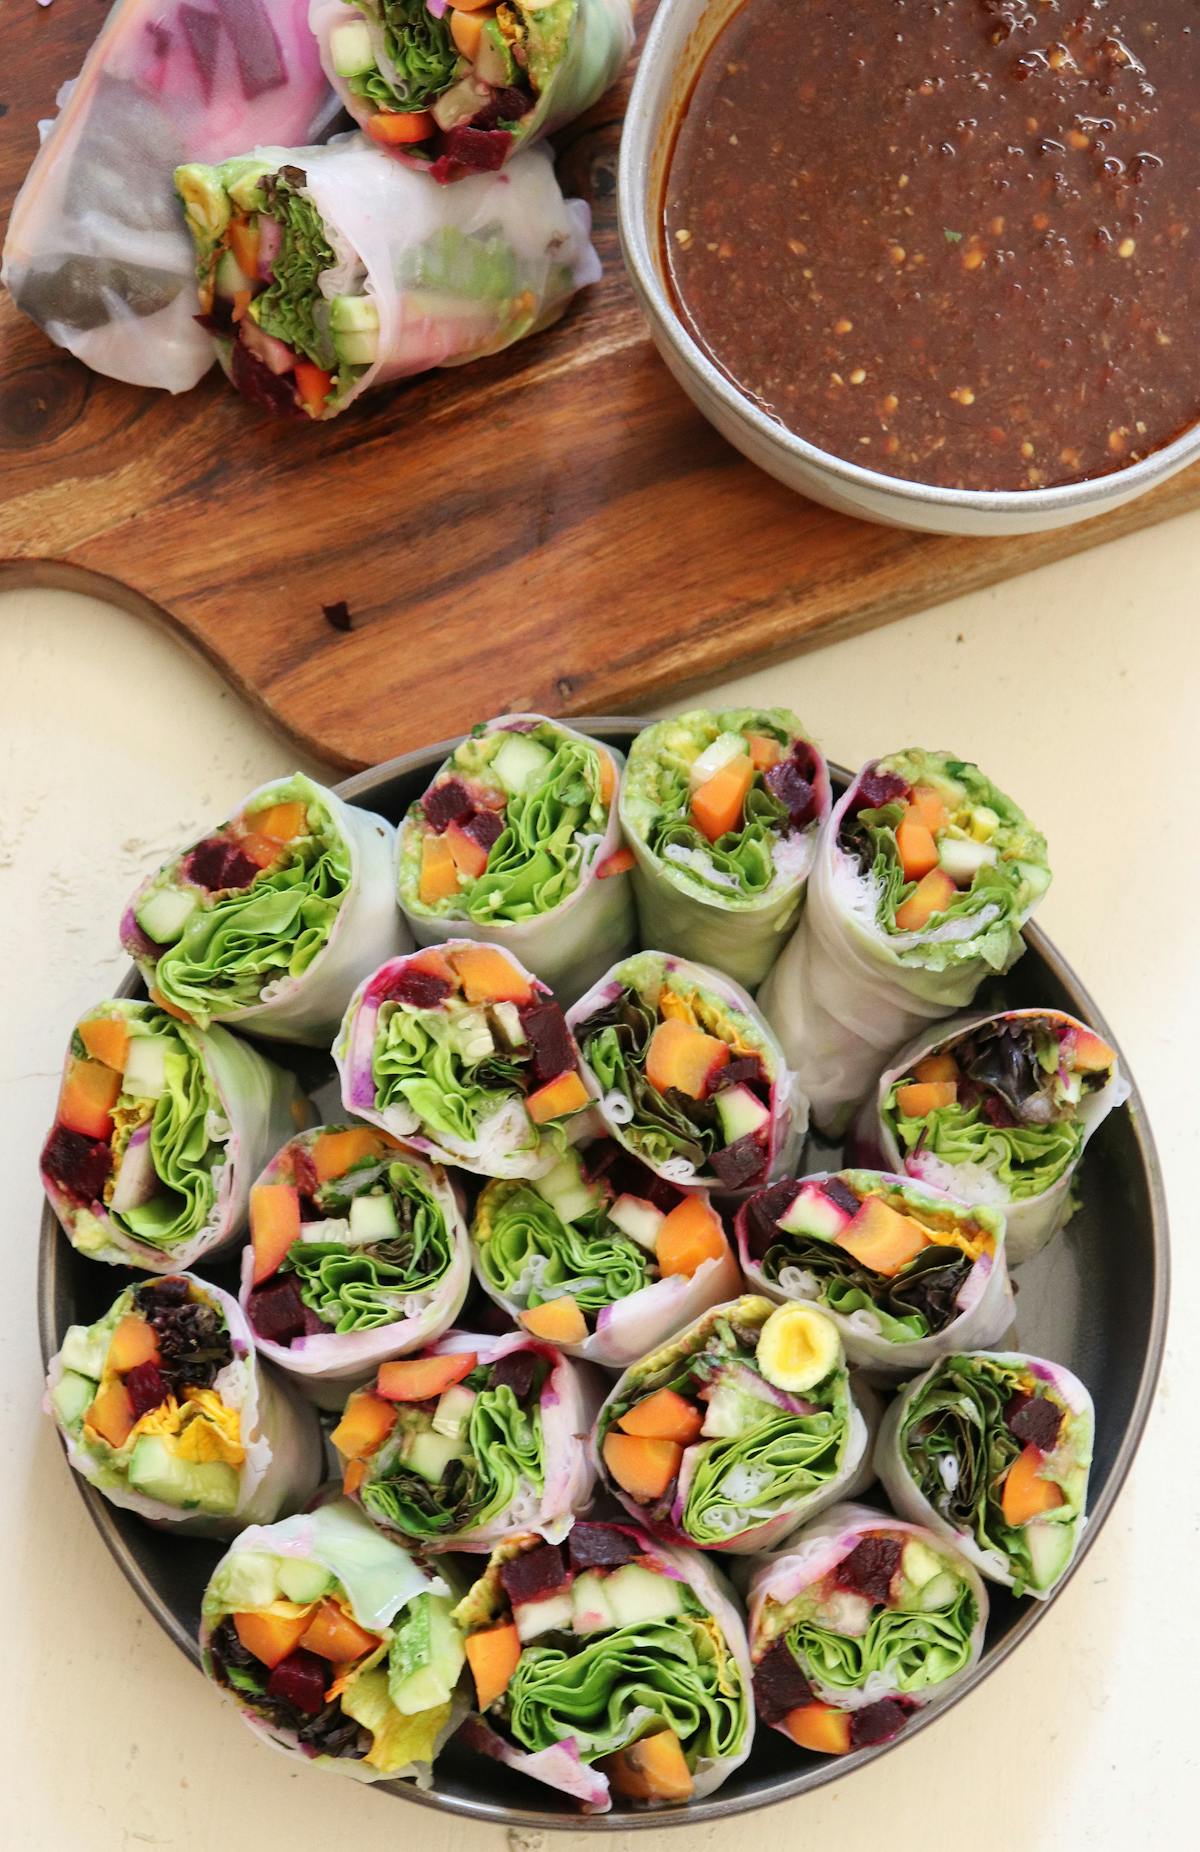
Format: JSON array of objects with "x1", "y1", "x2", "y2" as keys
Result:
[
  {"x1": 604, "y1": 1563, "x2": 683, "y2": 1627},
  {"x1": 330, "y1": 18, "x2": 376, "y2": 77},
  {"x1": 136, "y1": 886, "x2": 198, "y2": 946},
  {"x1": 777, "y1": 1182, "x2": 852, "y2": 1241},
  {"x1": 492, "y1": 733, "x2": 553, "y2": 797},
  {"x1": 122, "y1": 1034, "x2": 170, "y2": 1100},
  {"x1": 515, "y1": 1590, "x2": 575, "y2": 1642},
  {"x1": 51, "y1": 1369, "x2": 96, "y2": 1429},
  {"x1": 607, "y1": 1194, "x2": 664, "y2": 1252},
  {"x1": 348, "y1": 1192, "x2": 400, "y2": 1245},
  {"x1": 715, "y1": 1083, "x2": 770, "y2": 1144},
  {"x1": 688, "y1": 731, "x2": 747, "y2": 791},
  {"x1": 937, "y1": 836, "x2": 997, "y2": 885},
  {"x1": 277, "y1": 1557, "x2": 336, "y2": 1605},
  {"x1": 404, "y1": 1427, "x2": 466, "y2": 1484}
]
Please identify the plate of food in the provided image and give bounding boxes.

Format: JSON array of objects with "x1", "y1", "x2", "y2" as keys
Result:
[{"x1": 37, "y1": 712, "x2": 1167, "y2": 1824}]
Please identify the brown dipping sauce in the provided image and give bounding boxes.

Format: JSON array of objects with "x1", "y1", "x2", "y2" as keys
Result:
[{"x1": 663, "y1": 0, "x2": 1200, "y2": 490}]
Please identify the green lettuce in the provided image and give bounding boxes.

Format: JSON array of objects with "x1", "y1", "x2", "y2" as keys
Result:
[
  {"x1": 102, "y1": 1011, "x2": 225, "y2": 1251},
  {"x1": 349, "y1": 0, "x2": 460, "y2": 112},
  {"x1": 251, "y1": 168, "x2": 337, "y2": 370},
  {"x1": 399, "y1": 227, "x2": 522, "y2": 304},
  {"x1": 887, "y1": 1090, "x2": 1083, "y2": 1199},
  {"x1": 760, "y1": 1232, "x2": 974, "y2": 1343},
  {"x1": 474, "y1": 1179, "x2": 649, "y2": 1315},
  {"x1": 578, "y1": 987, "x2": 714, "y2": 1170},
  {"x1": 787, "y1": 1576, "x2": 977, "y2": 1694},
  {"x1": 372, "y1": 1002, "x2": 525, "y2": 1145},
  {"x1": 282, "y1": 1160, "x2": 454, "y2": 1333}
]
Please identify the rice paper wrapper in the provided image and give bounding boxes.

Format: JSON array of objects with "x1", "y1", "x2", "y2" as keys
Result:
[
  {"x1": 566, "y1": 951, "x2": 808, "y2": 1195},
  {"x1": 458, "y1": 1523, "x2": 755, "y2": 1811},
  {"x1": 239, "y1": 1137, "x2": 471, "y2": 1409},
  {"x1": 200, "y1": 1496, "x2": 466, "y2": 1782},
  {"x1": 850, "y1": 1008, "x2": 1131, "y2": 1266},
  {"x1": 874, "y1": 1351, "x2": 1094, "y2": 1597},
  {"x1": 736, "y1": 1170, "x2": 1014, "y2": 1378},
  {"x1": 41, "y1": 1002, "x2": 305, "y2": 1272},
  {"x1": 2, "y1": 0, "x2": 337, "y2": 390},
  {"x1": 746, "y1": 1499, "x2": 988, "y2": 1716},
  {"x1": 122, "y1": 776, "x2": 407, "y2": 1044},
  {"x1": 397, "y1": 715, "x2": 636, "y2": 1004},
  {"x1": 619, "y1": 710, "x2": 832, "y2": 991},
  {"x1": 45, "y1": 1274, "x2": 324, "y2": 1539}
]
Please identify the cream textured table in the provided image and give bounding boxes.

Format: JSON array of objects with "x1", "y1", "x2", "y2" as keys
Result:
[{"x1": 3, "y1": 515, "x2": 1195, "y2": 1849}]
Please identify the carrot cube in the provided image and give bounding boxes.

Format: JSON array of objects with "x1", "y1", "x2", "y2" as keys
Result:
[
  {"x1": 602, "y1": 1430, "x2": 683, "y2": 1502},
  {"x1": 250, "y1": 1183, "x2": 302, "y2": 1285},
  {"x1": 465, "y1": 1621, "x2": 522, "y2": 1711},
  {"x1": 249, "y1": 801, "x2": 308, "y2": 842},
  {"x1": 1001, "y1": 1444, "x2": 1066, "y2": 1526},
  {"x1": 617, "y1": 1389, "x2": 704, "y2": 1444},
  {"x1": 58, "y1": 1057, "x2": 122, "y2": 1141},
  {"x1": 107, "y1": 1315, "x2": 160, "y2": 1375},
  {"x1": 519, "y1": 1298, "x2": 588, "y2": 1344},
  {"x1": 1072, "y1": 1028, "x2": 1115, "y2": 1073},
  {"x1": 311, "y1": 1126, "x2": 398, "y2": 1183},
  {"x1": 78, "y1": 1017, "x2": 130, "y2": 1073},
  {"x1": 645, "y1": 1018, "x2": 730, "y2": 1100},
  {"x1": 450, "y1": 944, "x2": 532, "y2": 1005},
  {"x1": 835, "y1": 1196, "x2": 932, "y2": 1276},
  {"x1": 894, "y1": 868, "x2": 956, "y2": 931},
  {"x1": 783, "y1": 1704, "x2": 851, "y2": 1754},
  {"x1": 606, "y1": 1728, "x2": 694, "y2": 1802},
  {"x1": 690, "y1": 755, "x2": 754, "y2": 842},
  {"x1": 655, "y1": 1197, "x2": 727, "y2": 1277},
  {"x1": 233, "y1": 1608, "x2": 311, "y2": 1670},
  {"x1": 446, "y1": 820, "x2": 490, "y2": 880},
  {"x1": 300, "y1": 1600, "x2": 380, "y2": 1663},
  {"x1": 420, "y1": 833, "x2": 460, "y2": 905},
  {"x1": 526, "y1": 1069, "x2": 589, "y2": 1124},
  {"x1": 376, "y1": 1352, "x2": 477, "y2": 1402},
  {"x1": 896, "y1": 816, "x2": 940, "y2": 881},
  {"x1": 747, "y1": 733, "x2": 783, "y2": 772},
  {"x1": 330, "y1": 1390, "x2": 398, "y2": 1461},
  {"x1": 894, "y1": 1080, "x2": 957, "y2": 1117},
  {"x1": 908, "y1": 784, "x2": 949, "y2": 832},
  {"x1": 85, "y1": 1380, "x2": 135, "y2": 1450},
  {"x1": 913, "y1": 1052, "x2": 960, "y2": 1084}
]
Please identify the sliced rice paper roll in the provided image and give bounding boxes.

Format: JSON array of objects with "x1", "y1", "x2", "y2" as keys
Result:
[
  {"x1": 746, "y1": 1501, "x2": 988, "y2": 1756},
  {"x1": 759, "y1": 749, "x2": 1051, "y2": 1136},
  {"x1": 202, "y1": 1496, "x2": 467, "y2": 1781},
  {"x1": 454, "y1": 1519, "x2": 753, "y2": 1811},
  {"x1": 1, "y1": 0, "x2": 337, "y2": 390},
  {"x1": 121, "y1": 773, "x2": 406, "y2": 1044},
  {"x1": 470, "y1": 1139, "x2": 741, "y2": 1368},
  {"x1": 332, "y1": 1328, "x2": 603, "y2": 1551},
  {"x1": 40, "y1": 997, "x2": 303, "y2": 1271},
  {"x1": 875, "y1": 1351, "x2": 1094, "y2": 1598},
  {"x1": 175, "y1": 138, "x2": 599, "y2": 418},
  {"x1": 849, "y1": 1008, "x2": 1129, "y2": 1266},
  {"x1": 397, "y1": 713, "x2": 636, "y2": 1003},
  {"x1": 240, "y1": 1124, "x2": 470, "y2": 1409},
  {"x1": 335, "y1": 941, "x2": 594, "y2": 1179},
  {"x1": 594, "y1": 1294, "x2": 874, "y2": 1555},
  {"x1": 738, "y1": 1168, "x2": 1013, "y2": 1377},
  {"x1": 45, "y1": 1273, "x2": 323, "y2": 1538},
  {"x1": 310, "y1": 0, "x2": 634, "y2": 182},
  {"x1": 567, "y1": 950, "x2": 806, "y2": 1195},
  {"x1": 619, "y1": 708, "x2": 831, "y2": 990}
]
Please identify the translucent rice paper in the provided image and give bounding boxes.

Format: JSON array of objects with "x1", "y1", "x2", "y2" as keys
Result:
[
  {"x1": 239, "y1": 1135, "x2": 471, "y2": 1409},
  {"x1": 850, "y1": 1008, "x2": 1131, "y2": 1266},
  {"x1": 2, "y1": 0, "x2": 337, "y2": 389},
  {"x1": 618, "y1": 710, "x2": 832, "y2": 991},
  {"x1": 397, "y1": 715, "x2": 637, "y2": 1004},
  {"x1": 41, "y1": 1002, "x2": 305, "y2": 1273},
  {"x1": 759, "y1": 761, "x2": 1047, "y2": 1137},
  {"x1": 458, "y1": 1524, "x2": 755, "y2": 1811},
  {"x1": 736, "y1": 1169, "x2": 1014, "y2": 1377},
  {"x1": 45, "y1": 1274, "x2": 324, "y2": 1539},
  {"x1": 310, "y1": 0, "x2": 634, "y2": 166},
  {"x1": 875, "y1": 1351, "x2": 1094, "y2": 1598},
  {"x1": 200, "y1": 1496, "x2": 466, "y2": 1782},
  {"x1": 122, "y1": 775, "x2": 407, "y2": 1044},
  {"x1": 746, "y1": 1500, "x2": 988, "y2": 1719}
]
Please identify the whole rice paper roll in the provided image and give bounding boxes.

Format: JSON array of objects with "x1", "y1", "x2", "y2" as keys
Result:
[
  {"x1": 737, "y1": 1168, "x2": 1013, "y2": 1377},
  {"x1": 759, "y1": 749, "x2": 1051, "y2": 1135},
  {"x1": 746, "y1": 1501, "x2": 988, "y2": 1757},
  {"x1": 567, "y1": 950, "x2": 806, "y2": 1195},
  {"x1": 1, "y1": 0, "x2": 337, "y2": 390},
  {"x1": 202, "y1": 1496, "x2": 467, "y2": 1781},
  {"x1": 397, "y1": 713, "x2": 636, "y2": 1002},
  {"x1": 175, "y1": 137, "x2": 599, "y2": 418},
  {"x1": 335, "y1": 941, "x2": 594, "y2": 1179},
  {"x1": 39, "y1": 997, "x2": 303, "y2": 1271},
  {"x1": 454, "y1": 1519, "x2": 753, "y2": 1811},
  {"x1": 470, "y1": 1139, "x2": 741, "y2": 1368},
  {"x1": 850, "y1": 1008, "x2": 1129, "y2": 1266},
  {"x1": 45, "y1": 1273, "x2": 323, "y2": 1538},
  {"x1": 619, "y1": 708, "x2": 831, "y2": 990},
  {"x1": 594, "y1": 1295, "x2": 874, "y2": 1555},
  {"x1": 332, "y1": 1328, "x2": 602, "y2": 1550},
  {"x1": 875, "y1": 1351, "x2": 1094, "y2": 1598},
  {"x1": 310, "y1": 0, "x2": 634, "y2": 182},
  {"x1": 240, "y1": 1123, "x2": 470, "y2": 1408},
  {"x1": 121, "y1": 773, "x2": 405, "y2": 1044}
]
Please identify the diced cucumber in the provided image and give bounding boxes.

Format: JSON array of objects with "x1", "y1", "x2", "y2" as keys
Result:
[
  {"x1": 109, "y1": 1132, "x2": 158, "y2": 1215},
  {"x1": 608, "y1": 1193, "x2": 664, "y2": 1252},
  {"x1": 277, "y1": 1557, "x2": 335, "y2": 1605},
  {"x1": 571, "y1": 1571, "x2": 617, "y2": 1635},
  {"x1": 332, "y1": 328, "x2": 378, "y2": 368},
  {"x1": 432, "y1": 75, "x2": 489, "y2": 134},
  {"x1": 688, "y1": 731, "x2": 747, "y2": 791},
  {"x1": 51, "y1": 1369, "x2": 96, "y2": 1428},
  {"x1": 475, "y1": 21, "x2": 517, "y2": 88},
  {"x1": 59, "y1": 1321, "x2": 108, "y2": 1381},
  {"x1": 699, "y1": 1380, "x2": 763, "y2": 1440},
  {"x1": 534, "y1": 1153, "x2": 601, "y2": 1226},
  {"x1": 431, "y1": 1384, "x2": 477, "y2": 1439},
  {"x1": 122, "y1": 1033, "x2": 170, "y2": 1099},
  {"x1": 215, "y1": 249, "x2": 254, "y2": 299},
  {"x1": 492, "y1": 733, "x2": 553, "y2": 797},
  {"x1": 604, "y1": 1563, "x2": 683, "y2": 1627},
  {"x1": 492, "y1": 1001, "x2": 527, "y2": 1049},
  {"x1": 390, "y1": 1596, "x2": 465, "y2": 1713},
  {"x1": 1017, "y1": 859, "x2": 1053, "y2": 901},
  {"x1": 938, "y1": 836, "x2": 998, "y2": 884},
  {"x1": 901, "y1": 1538, "x2": 943, "y2": 1592},
  {"x1": 778, "y1": 1182, "x2": 853, "y2": 1241},
  {"x1": 1025, "y1": 1518, "x2": 1074, "y2": 1589},
  {"x1": 404, "y1": 1427, "x2": 467, "y2": 1484},
  {"x1": 330, "y1": 294, "x2": 379, "y2": 334},
  {"x1": 135, "y1": 886, "x2": 198, "y2": 946},
  {"x1": 917, "y1": 1571, "x2": 961, "y2": 1612},
  {"x1": 348, "y1": 1192, "x2": 400, "y2": 1245},
  {"x1": 217, "y1": 1551, "x2": 282, "y2": 1610},
  {"x1": 127, "y1": 1436, "x2": 239, "y2": 1516},
  {"x1": 330, "y1": 18, "x2": 376, "y2": 77},
  {"x1": 715, "y1": 1083, "x2": 770, "y2": 1144},
  {"x1": 515, "y1": 1590, "x2": 575, "y2": 1642}
]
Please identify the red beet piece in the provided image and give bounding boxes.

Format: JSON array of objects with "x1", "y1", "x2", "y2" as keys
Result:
[
  {"x1": 741, "y1": 1181, "x2": 798, "y2": 1259},
  {"x1": 836, "y1": 1535, "x2": 903, "y2": 1605},
  {"x1": 385, "y1": 966, "x2": 453, "y2": 1009},
  {"x1": 519, "y1": 1002, "x2": 574, "y2": 1084},
  {"x1": 423, "y1": 778, "x2": 475, "y2": 833},
  {"x1": 709, "y1": 1133, "x2": 768, "y2": 1190},
  {"x1": 854, "y1": 768, "x2": 910, "y2": 812},
  {"x1": 764, "y1": 758, "x2": 817, "y2": 829},
  {"x1": 230, "y1": 336, "x2": 301, "y2": 416},
  {"x1": 982, "y1": 1094, "x2": 1017, "y2": 1129},
  {"x1": 472, "y1": 86, "x2": 533, "y2": 130},
  {"x1": 489, "y1": 1348, "x2": 537, "y2": 1401},
  {"x1": 752, "y1": 1638, "x2": 815, "y2": 1725},
  {"x1": 499, "y1": 1541, "x2": 569, "y2": 1608},
  {"x1": 266, "y1": 1649, "x2": 329, "y2": 1715},
  {"x1": 41, "y1": 1125, "x2": 112, "y2": 1205},
  {"x1": 1006, "y1": 1390, "x2": 1063, "y2": 1453},
  {"x1": 123, "y1": 1361, "x2": 169, "y2": 1419},
  {"x1": 139, "y1": 1275, "x2": 191, "y2": 1308},
  {"x1": 185, "y1": 836, "x2": 262, "y2": 892},
  {"x1": 247, "y1": 1276, "x2": 312, "y2": 1346},
  {"x1": 434, "y1": 126, "x2": 511, "y2": 175},
  {"x1": 712, "y1": 1055, "x2": 767, "y2": 1092},
  {"x1": 567, "y1": 1523, "x2": 641, "y2": 1573},
  {"x1": 461, "y1": 808, "x2": 504, "y2": 853},
  {"x1": 823, "y1": 1177, "x2": 862, "y2": 1217},
  {"x1": 849, "y1": 1698, "x2": 910, "y2": 1748}
]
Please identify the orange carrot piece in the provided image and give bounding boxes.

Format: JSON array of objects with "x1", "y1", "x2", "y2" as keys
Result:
[
  {"x1": 376, "y1": 1352, "x2": 477, "y2": 1402},
  {"x1": 250, "y1": 1183, "x2": 302, "y2": 1285},
  {"x1": 294, "y1": 361, "x2": 333, "y2": 417},
  {"x1": 602, "y1": 1431, "x2": 683, "y2": 1502},
  {"x1": 311, "y1": 1126, "x2": 398, "y2": 1183},
  {"x1": 330, "y1": 1390, "x2": 398, "y2": 1461},
  {"x1": 420, "y1": 833, "x2": 460, "y2": 904},
  {"x1": 908, "y1": 784, "x2": 949, "y2": 832},
  {"x1": 526, "y1": 1069, "x2": 589, "y2": 1123},
  {"x1": 519, "y1": 1298, "x2": 588, "y2": 1344},
  {"x1": 596, "y1": 847, "x2": 635, "y2": 880},
  {"x1": 58, "y1": 1057, "x2": 122, "y2": 1141},
  {"x1": 106, "y1": 1315, "x2": 160, "y2": 1375},
  {"x1": 450, "y1": 944, "x2": 532, "y2": 1004},
  {"x1": 895, "y1": 1080, "x2": 957, "y2": 1117},
  {"x1": 300, "y1": 1600, "x2": 381, "y2": 1663},
  {"x1": 690, "y1": 755, "x2": 754, "y2": 842},
  {"x1": 645, "y1": 1018, "x2": 729, "y2": 1099},
  {"x1": 783, "y1": 1704, "x2": 851, "y2": 1754},
  {"x1": 747, "y1": 732, "x2": 784, "y2": 772},
  {"x1": 896, "y1": 815, "x2": 939, "y2": 881},
  {"x1": 78, "y1": 1017, "x2": 130, "y2": 1073},
  {"x1": 233, "y1": 1608, "x2": 311, "y2": 1670},
  {"x1": 913, "y1": 1052, "x2": 960, "y2": 1084},
  {"x1": 1001, "y1": 1444, "x2": 1066, "y2": 1526},
  {"x1": 367, "y1": 109, "x2": 436, "y2": 145},
  {"x1": 465, "y1": 1621, "x2": 522, "y2": 1711},
  {"x1": 835, "y1": 1197, "x2": 932, "y2": 1276},
  {"x1": 894, "y1": 868, "x2": 956, "y2": 931},
  {"x1": 606, "y1": 1729, "x2": 694, "y2": 1802},
  {"x1": 617, "y1": 1388, "x2": 704, "y2": 1444},
  {"x1": 655, "y1": 1197, "x2": 727, "y2": 1278}
]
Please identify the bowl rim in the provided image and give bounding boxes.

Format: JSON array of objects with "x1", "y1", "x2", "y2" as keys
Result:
[
  {"x1": 618, "y1": 0, "x2": 1200, "y2": 519},
  {"x1": 38, "y1": 720, "x2": 1171, "y2": 1828}
]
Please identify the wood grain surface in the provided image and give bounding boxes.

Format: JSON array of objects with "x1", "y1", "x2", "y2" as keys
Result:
[{"x1": 2, "y1": 1, "x2": 1198, "y2": 771}]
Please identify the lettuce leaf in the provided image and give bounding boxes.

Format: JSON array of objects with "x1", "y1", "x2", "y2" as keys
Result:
[
  {"x1": 340, "y1": 1665, "x2": 452, "y2": 1774},
  {"x1": 283, "y1": 1160, "x2": 454, "y2": 1333},
  {"x1": 372, "y1": 1002, "x2": 524, "y2": 1145},
  {"x1": 888, "y1": 1091, "x2": 1083, "y2": 1199},
  {"x1": 461, "y1": 735, "x2": 604, "y2": 924},
  {"x1": 110, "y1": 1012, "x2": 224, "y2": 1251},
  {"x1": 352, "y1": 0, "x2": 460, "y2": 112},
  {"x1": 361, "y1": 1376, "x2": 544, "y2": 1541},
  {"x1": 761, "y1": 1232, "x2": 972, "y2": 1342},
  {"x1": 787, "y1": 1576, "x2": 978, "y2": 1694},
  {"x1": 474, "y1": 1180, "x2": 649, "y2": 1314},
  {"x1": 252, "y1": 168, "x2": 337, "y2": 370}
]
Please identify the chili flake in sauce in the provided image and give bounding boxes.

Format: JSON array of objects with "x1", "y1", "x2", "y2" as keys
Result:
[{"x1": 663, "y1": 0, "x2": 1200, "y2": 491}]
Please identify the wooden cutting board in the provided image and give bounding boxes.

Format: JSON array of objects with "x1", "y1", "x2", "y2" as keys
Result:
[{"x1": 3, "y1": 2, "x2": 1198, "y2": 770}]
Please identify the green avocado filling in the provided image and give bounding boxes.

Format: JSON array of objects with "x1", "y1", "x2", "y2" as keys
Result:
[
  {"x1": 473, "y1": 1174, "x2": 650, "y2": 1320},
  {"x1": 281, "y1": 1157, "x2": 454, "y2": 1334}
]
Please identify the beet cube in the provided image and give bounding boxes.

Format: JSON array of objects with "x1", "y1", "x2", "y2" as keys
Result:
[
  {"x1": 741, "y1": 1181, "x2": 797, "y2": 1259},
  {"x1": 247, "y1": 1275, "x2": 311, "y2": 1346},
  {"x1": 472, "y1": 86, "x2": 533, "y2": 130},
  {"x1": 764, "y1": 759, "x2": 816, "y2": 829},
  {"x1": 500, "y1": 1541, "x2": 569, "y2": 1608},
  {"x1": 138, "y1": 1275, "x2": 191, "y2": 1309},
  {"x1": 982, "y1": 1094, "x2": 1017, "y2": 1128},
  {"x1": 436, "y1": 126, "x2": 512, "y2": 173},
  {"x1": 712, "y1": 1056, "x2": 766, "y2": 1092},
  {"x1": 489, "y1": 1348, "x2": 537, "y2": 1401},
  {"x1": 267, "y1": 1649, "x2": 329, "y2": 1716},
  {"x1": 423, "y1": 778, "x2": 475, "y2": 833},
  {"x1": 41, "y1": 1125, "x2": 112, "y2": 1205},
  {"x1": 567, "y1": 1523, "x2": 641, "y2": 1573},
  {"x1": 230, "y1": 337, "x2": 302, "y2": 417},
  {"x1": 849, "y1": 1698, "x2": 910, "y2": 1748},
  {"x1": 124, "y1": 1361, "x2": 169, "y2": 1419},
  {"x1": 461, "y1": 808, "x2": 504, "y2": 854},
  {"x1": 709, "y1": 1133, "x2": 768, "y2": 1190},
  {"x1": 836, "y1": 1535, "x2": 903, "y2": 1604},
  {"x1": 822, "y1": 1177, "x2": 862, "y2": 1217},
  {"x1": 854, "y1": 768, "x2": 910, "y2": 812},
  {"x1": 752, "y1": 1638, "x2": 815, "y2": 1724},
  {"x1": 519, "y1": 1002, "x2": 575, "y2": 1084},
  {"x1": 385, "y1": 965, "x2": 453, "y2": 1009},
  {"x1": 1006, "y1": 1390, "x2": 1063, "y2": 1453},
  {"x1": 185, "y1": 836, "x2": 261, "y2": 891}
]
